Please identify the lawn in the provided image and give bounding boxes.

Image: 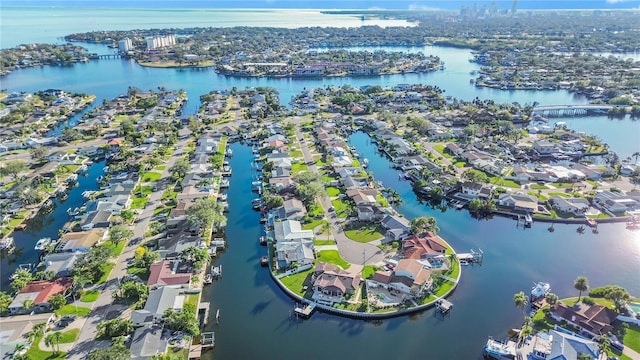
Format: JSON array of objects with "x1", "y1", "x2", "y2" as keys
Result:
[
  {"x1": 290, "y1": 149, "x2": 303, "y2": 158},
  {"x1": 291, "y1": 163, "x2": 308, "y2": 174},
  {"x1": 316, "y1": 250, "x2": 350, "y2": 269},
  {"x1": 547, "y1": 192, "x2": 570, "y2": 198},
  {"x1": 326, "y1": 187, "x2": 341, "y2": 197},
  {"x1": 280, "y1": 269, "x2": 312, "y2": 296},
  {"x1": 130, "y1": 196, "x2": 149, "y2": 209},
  {"x1": 164, "y1": 347, "x2": 189, "y2": 360},
  {"x1": 344, "y1": 224, "x2": 384, "y2": 243},
  {"x1": 155, "y1": 165, "x2": 166, "y2": 171},
  {"x1": 80, "y1": 290, "x2": 100, "y2": 302},
  {"x1": 141, "y1": 172, "x2": 162, "y2": 182},
  {"x1": 97, "y1": 263, "x2": 115, "y2": 284},
  {"x1": 25, "y1": 334, "x2": 66, "y2": 360},
  {"x1": 559, "y1": 297, "x2": 615, "y2": 309},
  {"x1": 623, "y1": 325, "x2": 640, "y2": 353},
  {"x1": 185, "y1": 293, "x2": 200, "y2": 308},
  {"x1": 489, "y1": 177, "x2": 521, "y2": 188},
  {"x1": 529, "y1": 184, "x2": 548, "y2": 190},
  {"x1": 302, "y1": 219, "x2": 325, "y2": 231},
  {"x1": 433, "y1": 144, "x2": 453, "y2": 158},
  {"x1": 362, "y1": 265, "x2": 377, "y2": 279},
  {"x1": 454, "y1": 161, "x2": 467, "y2": 168},
  {"x1": 58, "y1": 328, "x2": 80, "y2": 343},
  {"x1": 314, "y1": 240, "x2": 335, "y2": 246},
  {"x1": 127, "y1": 266, "x2": 150, "y2": 281},
  {"x1": 331, "y1": 198, "x2": 351, "y2": 218},
  {"x1": 55, "y1": 304, "x2": 91, "y2": 317}
]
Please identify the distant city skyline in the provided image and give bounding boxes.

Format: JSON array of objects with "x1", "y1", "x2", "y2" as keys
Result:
[{"x1": 4, "y1": 0, "x2": 640, "y2": 10}]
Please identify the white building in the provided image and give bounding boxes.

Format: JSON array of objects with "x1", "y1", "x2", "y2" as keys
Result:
[
  {"x1": 118, "y1": 37, "x2": 133, "y2": 52},
  {"x1": 146, "y1": 35, "x2": 176, "y2": 50}
]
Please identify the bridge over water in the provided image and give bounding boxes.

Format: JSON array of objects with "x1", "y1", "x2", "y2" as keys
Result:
[{"x1": 531, "y1": 104, "x2": 615, "y2": 117}]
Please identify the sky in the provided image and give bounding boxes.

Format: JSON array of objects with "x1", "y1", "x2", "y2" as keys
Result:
[{"x1": 4, "y1": 0, "x2": 640, "y2": 9}]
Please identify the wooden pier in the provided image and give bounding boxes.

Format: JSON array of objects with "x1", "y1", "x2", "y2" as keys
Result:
[
  {"x1": 436, "y1": 298, "x2": 453, "y2": 315},
  {"x1": 198, "y1": 302, "x2": 211, "y2": 326},
  {"x1": 293, "y1": 302, "x2": 316, "y2": 319}
]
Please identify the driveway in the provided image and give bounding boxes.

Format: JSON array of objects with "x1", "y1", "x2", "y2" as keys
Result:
[{"x1": 294, "y1": 125, "x2": 385, "y2": 266}]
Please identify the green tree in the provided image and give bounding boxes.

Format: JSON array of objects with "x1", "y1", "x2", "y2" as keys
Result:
[
  {"x1": 0, "y1": 161, "x2": 27, "y2": 181},
  {"x1": 295, "y1": 182, "x2": 325, "y2": 205},
  {"x1": 574, "y1": 276, "x2": 589, "y2": 301},
  {"x1": 545, "y1": 293, "x2": 559, "y2": 307},
  {"x1": 409, "y1": 216, "x2": 439, "y2": 234},
  {"x1": 48, "y1": 293, "x2": 67, "y2": 311},
  {"x1": 113, "y1": 281, "x2": 149, "y2": 307},
  {"x1": 264, "y1": 194, "x2": 284, "y2": 210},
  {"x1": 513, "y1": 291, "x2": 529, "y2": 319},
  {"x1": 162, "y1": 303, "x2": 200, "y2": 336},
  {"x1": 88, "y1": 341, "x2": 131, "y2": 360},
  {"x1": 0, "y1": 291, "x2": 12, "y2": 314},
  {"x1": 96, "y1": 318, "x2": 134, "y2": 339},
  {"x1": 462, "y1": 169, "x2": 489, "y2": 183},
  {"x1": 29, "y1": 146, "x2": 49, "y2": 163},
  {"x1": 10, "y1": 268, "x2": 33, "y2": 294},
  {"x1": 108, "y1": 224, "x2": 133, "y2": 245},
  {"x1": 44, "y1": 331, "x2": 62, "y2": 355},
  {"x1": 169, "y1": 157, "x2": 190, "y2": 180},
  {"x1": 186, "y1": 197, "x2": 227, "y2": 231}
]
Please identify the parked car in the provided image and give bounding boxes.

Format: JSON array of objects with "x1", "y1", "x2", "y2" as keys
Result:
[
  {"x1": 609, "y1": 335, "x2": 624, "y2": 351},
  {"x1": 60, "y1": 315, "x2": 77, "y2": 322}
]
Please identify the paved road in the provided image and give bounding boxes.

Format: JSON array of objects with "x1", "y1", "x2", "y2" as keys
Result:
[
  {"x1": 294, "y1": 126, "x2": 385, "y2": 267},
  {"x1": 68, "y1": 131, "x2": 192, "y2": 359}
]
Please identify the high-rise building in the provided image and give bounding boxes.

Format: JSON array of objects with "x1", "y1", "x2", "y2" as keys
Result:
[
  {"x1": 118, "y1": 38, "x2": 133, "y2": 52},
  {"x1": 145, "y1": 35, "x2": 176, "y2": 50}
]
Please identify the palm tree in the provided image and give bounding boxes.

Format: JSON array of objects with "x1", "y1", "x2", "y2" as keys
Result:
[
  {"x1": 545, "y1": 293, "x2": 559, "y2": 307},
  {"x1": 597, "y1": 334, "x2": 610, "y2": 357},
  {"x1": 44, "y1": 331, "x2": 62, "y2": 355},
  {"x1": 513, "y1": 291, "x2": 529, "y2": 317},
  {"x1": 632, "y1": 151, "x2": 640, "y2": 165},
  {"x1": 32, "y1": 322, "x2": 46, "y2": 336},
  {"x1": 573, "y1": 276, "x2": 589, "y2": 302}
]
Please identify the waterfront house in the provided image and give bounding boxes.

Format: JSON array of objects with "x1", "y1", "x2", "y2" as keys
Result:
[
  {"x1": 131, "y1": 286, "x2": 185, "y2": 327},
  {"x1": 367, "y1": 259, "x2": 432, "y2": 296},
  {"x1": 550, "y1": 302, "x2": 618, "y2": 337},
  {"x1": 42, "y1": 252, "x2": 83, "y2": 277},
  {"x1": 271, "y1": 198, "x2": 307, "y2": 221},
  {"x1": 402, "y1": 232, "x2": 447, "y2": 260},
  {"x1": 460, "y1": 182, "x2": 492, "y2": 200},
  {"x1": 532, "y1": 139, "x2": 557, "y2": 155},
  {"x1": 356, "y1": 204, "x2": 379, "y2": 222},
  {"x1": 147, "y1": 260, "x2": 192, "y2": 289},
  {"x1": 80, "y1": 209, "x2": 112, "y2": 230},
  {"x1": 311, "y1": 262, "x2": 362, "y2": 305},
  {"x1": 130, "y1": 324, "x2": 168, "y2": 360},
  {"x1": 525, "y1": 330, "x2": 599, "y2": 360},
  {"x1": 550, "y1": 197, "x2": 590, "y2": 216},
  {"x1": 445, "y1": 143, "x2": 464, "y2": 157},
  {"x1": 380, "y1": 214, "x2": 411, "y2": 242},
  {"x1": 269, "y1": 176, "x2": 296, "y2": 194},
  {"x1": 341, "y1": 176, "x2": 369, "y2": 190},
  {"x1": 273, "y1": 220, "x2": 315, "y2": 268},
  {"x1": 402, "y1": 155, "x2": 442, "y2": 174},
  {"x1": 8, "y1": 277, "x2": 73, "y2": 314},
  {"x1": 497, "y1": 192, "x2": 539, "y2": 213},
  {"x1": 57, "y1": 229, "x2": 106, "y2": 253},
  {"x1": 346, "y1": 188, "x2": 378, "y2": 206},
  {"x1": 594, "y1": 191, "x2": 640, "y2": 214}
]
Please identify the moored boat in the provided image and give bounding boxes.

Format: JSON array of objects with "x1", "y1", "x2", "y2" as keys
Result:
[
  {"x1": 531, "y1": 282, "x2": 550, "y2": 300},
  {"x1": 483, "y1": 338, "x2": 516, "y2": 359},
  {"x1": 34, "y1": 237, "x2": 52, "y2": 251}
]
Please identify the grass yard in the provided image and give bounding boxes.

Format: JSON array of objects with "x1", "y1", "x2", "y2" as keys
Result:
[
  {"x1": 326, "y1": 187, "x2": 341, "y2": 197},
  {"x1": 560, "y1": 297, "x2": 615, "y2": 309},
  {"x1": 280, "y1": 269, "x2": 313, "y2": 296},
  {"x1": 316, "y1": 250, "x2": 350, "y2": 269},
  {"x1": 433, "y1": 144, "x2": 453, "y2": 158},
  {"x1": 141, "y1": 172, "x2": 162, "y2": 182},
  {"x1": 344, "y1": 224, "x2": 384, "y2": 243},
  {"x1": 163, "y1": 347, "x2": 190, "y2": 360},
  {"x1": 547, "y1": 192, "x2": 570, "y2": 198},
  {"x1": 489, "y1": 177, "x2": 521, "y2": 188},
  {"x1": 97, "y1": 263, "x2": 115, "y2": 284},
  {"x1": 58, "y1": 328, "x2": 80, "y2": 343},
  {"x1": 362, "y1": 265, "x2": 377, "y2": 279},
  {"x1": 291, "y1": 163, "x2": 308, "y2": 174},
  {"x1": 55, "y1": 304, "x2": 91, "y2": 317},
  {"x1": 454, "y1": 161, "x2": 467, "y2": 168},
  {"x1": 127, "y1": 266, "x2": 150, "y2": 281},
  {"x1": 290, "y1": 149, "x2": 303, "y2": 158},
  {"x1": 331, "y1": 198, "x2": 351, "y2": 218},
  {"x1": 80, "y1": 290, "x2": 100, "y2": 302},
  {"x1": 314, "y1": 239, "x2": 335, "y2": 246},
  {"x1": 25, "y1": 334, "x2": 66, "y2": 360},
  {"x1": 623, "y1": 325, "x2": 640, "y2": 353},
  {"x1": 130, "y1": 196, "x2": 149, "y2": 209},
  {"x1": 529, "y1": 184, "x2": 548, "y2": 190},
  {"x1": 302, "y1": 218, "x2": 325, "y2": 231}
]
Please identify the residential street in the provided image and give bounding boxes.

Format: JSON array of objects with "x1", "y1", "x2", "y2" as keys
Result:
[{"x1": 67, "y1": 131, "x2": 192, "y2": 359}]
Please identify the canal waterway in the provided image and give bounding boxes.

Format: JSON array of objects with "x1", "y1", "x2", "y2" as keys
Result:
[
  {"x1": 198, "y1": 136, "x2": 640, "y2": 360},
  {"x1": 0, "y1": 160, "x2": 105, "y2": 291}
]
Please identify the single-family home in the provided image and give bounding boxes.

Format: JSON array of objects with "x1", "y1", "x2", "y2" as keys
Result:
[
  {"x1": 550, "y1": 197, "x2": 590, "y2": 216},
  {"x1": 525, "y1": 330, "x2": 599, "y2": 360},
  {"x1": 57, "y1": 229, "x2": 106, "y2": 253},
  {"x1": 80, "y1": 209, "x2": 112, "y2": 230},
  {"x1": 271, "y1": 198, "x2": 307, "y2": 221},
  {"x1": 380, "y1": 214, "x2": 411, "y2": 242},
  {"x1": 346, "y1": 188, "x2": 378, "y2": 206},
  {"x1": 147, "y1": 260, "x2": 192, "y2": 289},
  {"x1": 402, "y1": 232, "x2": 447, "y2": 260},
  {"x1": 129, "y1": 324, "x2": 168, "y2": 360},
  {"x1": 595, "y1": 191, "x2": 640, "y2": 214},
  {"x1": 498, "y1": 192, "x2": 539, "y2": 213},
  {"x1": 42, "y1": 252, "x2": 83, "y2": 277},
  {"x1": 131, "y1": 286, "x2": 185, "y2": 327},
  {"x1": 460, "y1": 182, "x2": 492, "y2": 200},
  {"x1": 311, "y1": 262, "x2": 362, "y2": 305},
  {"x1": 550, "y1": 302, "x2": 618, "y2": 337},
  {"x1": 8, "y1": 277, "x2": 73, "y2": 314},
  {"x1": 367, "y1": 259, "x2": 432, "y2": 296}
]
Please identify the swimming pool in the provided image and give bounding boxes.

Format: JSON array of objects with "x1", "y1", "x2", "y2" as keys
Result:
[{"x1": 628, "y1": 302, "x2": 640, "y2": 314}]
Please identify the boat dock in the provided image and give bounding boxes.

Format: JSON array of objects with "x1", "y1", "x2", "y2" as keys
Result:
[
  {"x1": 293, "y1": 302, "x2": 316, "y2": 319},
  {"x1": 198, "y1": 302, "x2": 211, "y2": 326},
  {"x1": 435, "y1": 298, "x2": 453, "y2": 315},
  {"x1": 211, "y1": 238, "x2": 225, "y2": 249}
]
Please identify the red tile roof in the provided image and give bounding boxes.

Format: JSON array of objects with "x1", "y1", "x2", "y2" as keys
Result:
[
  {"x1": 148, "y1": 260, "x2": 191, "y2": 287},
  {"x1": 20, "y1": 277, "x2": 73, "y2": 304},
  {"x1": 402, "y1": 232, "x2": 447, "y2": 259}
]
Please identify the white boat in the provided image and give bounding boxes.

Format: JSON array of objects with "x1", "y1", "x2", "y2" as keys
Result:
[
  {"x1": 483, "y1": 338, "x2": 516, "y2": 359},
  {"x1": 226, "y1": 148, "x2": 233, "y2": 156},
  {"x1": 531, "y1": 282, "x2": 551, "y2": 300},
  {"x1": 362, "y1": 158, "x2": 369, "y2": 167},
  {"x1": 524, "y1": 213, "x2": 533, "y2": 227},
  {"x1": 203, "y1": 274, "x2": 213, "y2": 284},
  {"x1": 211, "y1": 265, "x2": 222, "y2": 278},
  {"x1": 0, "y1": 237, "x2": 14, "y2": 252},
  {"x1": 34, "y1": 237, "x2": 52, "y2": 251}
]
